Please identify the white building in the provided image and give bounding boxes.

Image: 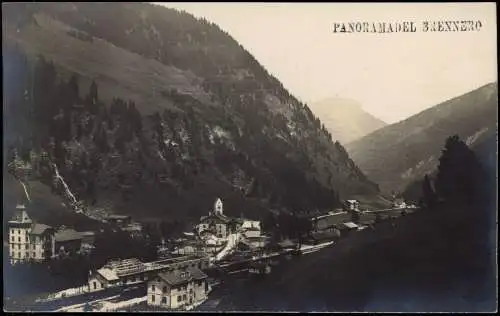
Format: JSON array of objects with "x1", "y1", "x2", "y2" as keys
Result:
[
  {"x1": 147, "y1": 268, "x2": 209, "y2": 310},
  {"x1": 240, "y1": 219, "x2": 261, "y2": 238},
  {"x1": 344, "y1": 200, "x2": 360, "y2": 211},
  {"x1": 7, "y1": 204, "x2": 88, "y2": 264},
  {"x1": 196, "y1": 198, "x2": 231, "y2": 239},
  {"x1": 8, "y1": 205, "x2": 55, "y2": 264},
  {"x1": 8, "y1": 205, "x2": 33, "y2": 264}
]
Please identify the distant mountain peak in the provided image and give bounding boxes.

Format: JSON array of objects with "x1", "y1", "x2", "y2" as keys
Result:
[{"x1": 309, "y1": 97, "x2": 386, "y2": 144}]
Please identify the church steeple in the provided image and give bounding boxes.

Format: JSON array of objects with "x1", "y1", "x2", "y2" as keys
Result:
[{"x1": 214, "y1": 198, "x2": 223, "y2": 215}]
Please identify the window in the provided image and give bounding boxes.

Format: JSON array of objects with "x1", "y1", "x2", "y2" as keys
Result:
[
  {"x1": 93, "y1": 281, "x2": 97, "y2": 290},
  {"x1": 25, "y1": 244, "x2": 28, "y2": 250},
  {"x1": 18, "y1": 237, "x2": 21, "y2": 242},
  {"x1": 33, "y1": 252, "x2": 36, "y2": 258},
  {"x1": 11, "y1": 236, "x2": 14, "y2": 242},
  {"x1": 25, "y1": 252, "x2": 29, "y2": 257},
  {"x1": 183, "y1": 294, "x2": 187, "y2": 301},
  {"x1": 151, "y1": 295, "x2": 155, "y2": 302},
  {"x1": 26, "y1": 236, "x2": 29, "y2": 242},
  {"x1": 177, "y1": 295, "x2": 182, "y2": 302},
  {"x1": 152, "y1": 284, "x2": 155, "y2": 292},
  {"x1": 162, "y1": 286, "x2": 167, "y2": 293},
  {"x1": 162, "y1": 297, "x2": 167, "y2": 304}
]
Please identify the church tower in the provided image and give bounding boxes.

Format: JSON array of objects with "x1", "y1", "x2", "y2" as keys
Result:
[{"x1": 214, "y1": 198, "x2": 223, "y2": 215}]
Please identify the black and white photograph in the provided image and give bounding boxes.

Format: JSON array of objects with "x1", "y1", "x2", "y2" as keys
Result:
[{"x1": 2, "y1": 2, "x2": 498, "y2": 313}]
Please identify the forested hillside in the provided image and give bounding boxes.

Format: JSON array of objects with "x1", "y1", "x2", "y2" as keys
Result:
[{"x1": 3, "y1": 2, "x2": 378, "y2": 221}]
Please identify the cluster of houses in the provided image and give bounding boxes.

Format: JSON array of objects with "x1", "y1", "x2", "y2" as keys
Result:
[
  {"x1": 7, "y1": 196, "x2": 416, "y2": 311},
  {"x1": 83, "y1": 198, "x2": 268, "y2": 310},
  {"x1": 307, "y1": 198, "x2": 416, "y2": 244},
  {"x1": 170, "y1": 198, "x2": 266, "y2": 256}
]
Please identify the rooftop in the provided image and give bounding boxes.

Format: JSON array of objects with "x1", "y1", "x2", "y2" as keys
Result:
[
  {"x1": 106, "y1": 214, "x2": 131, "y2": 220},
  {"x1": 246, "y1": 236, "x2": 269, "y2": 241},
  {"x1": 79, "y1": 231, "x2": 96, "y2": 236},
  {"x1": 31, "y1": 223, "x2": 52, "y2": 235},
  {"x1": 9, "y1": 208, "x2": 32, "y2": 224},
  {"x1": 97, "y1": 267, "x2": 119, "y2": 282},
  {"x1": 343, "y1": 222, "x2": 359, "y2": 229},
  {"x1": 54, "y1": 229, "x2": 83, "y2": 242},
  {"x1": 200, "y1": 212, "x2": 231, "y2": 224},
  {"x1": 278, "y1": 240, "x2": 296, "y2": 248},
  {"x1": 157, "y1": 267, "x2": 207, "y2": 286}
]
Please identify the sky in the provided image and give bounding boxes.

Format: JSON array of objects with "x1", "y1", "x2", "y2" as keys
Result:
[{"x1": 155, "y1": 3, "x2": 497, "y2": 123}]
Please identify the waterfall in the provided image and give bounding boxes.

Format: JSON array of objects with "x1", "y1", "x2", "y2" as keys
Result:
[
  {"x1": 20, "y1": 180, "x2": 31, "y2": 203},
  {"x1": 52, "y1": 163, "x2": 78, "y2": 206}
]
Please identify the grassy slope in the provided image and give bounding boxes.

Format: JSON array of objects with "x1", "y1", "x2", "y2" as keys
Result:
[{"x1": 4, "y1": 13, "x2": 213, "y2": 116}]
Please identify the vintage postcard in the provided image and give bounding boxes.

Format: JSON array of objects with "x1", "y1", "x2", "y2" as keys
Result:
[{"x1": 2, "y1": 2, "x2": 497, "y2": 313}]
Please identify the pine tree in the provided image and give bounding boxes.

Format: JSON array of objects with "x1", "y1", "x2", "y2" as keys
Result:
[{"x1": 435, "y1": 135, "x2": 483, "y2": 206}]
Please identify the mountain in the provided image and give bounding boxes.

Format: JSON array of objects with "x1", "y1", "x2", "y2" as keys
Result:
[
  {"x1": 309, "y1": 98, "x2": 386, "y2": 144},
  {"x1": 346, "y1": 82, "x2": 498, "y2": 194},
  {"x1": 2, "y1": 3, "x2": 379, "y2": 223}
]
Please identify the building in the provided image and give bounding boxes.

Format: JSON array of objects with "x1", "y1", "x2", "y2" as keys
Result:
[
  {"x1": 196, "y1": 198, "x2": 232, "y2": 239},
  {"x1": 239, "y1": 219, "x2": 262, "y2": 238},
  {"x1": 54, "y1": 228, "x2": 83, "y2": 257},
  {"x1": 393, "y1": 198, "x2": 407, "y2": 209},
  {"x1": 79, "y1": 231, "x2": 96, "y2": 255},
  {"x1": 121, "y1": 222, "x2": 143, "y2": 239},
  {"x1": 335, "y1": 221, "x2": 359, "y2": 237},
  {"x1": 147, "y1": 267, "x2": 209, "y2": 310},
  {"x1": 245, "y1": 236, "x2": 269, "y2": 248},
  {"x1": 104, "y1": 214, "x2": 133, "y2": 227},
  {"x1": 79, "y1": 231, "x2": 96, "y2": 246},
  {"x1": 87, "y1": 255, "x2": 211, "y2": 293},
  {"x1": 8, "y1": 205, "x2": 34, "y2": 264},
  {"x1": 344, "y1": 200, "x2": 360, "y2": 211},
  {"x1": 30, "y1": 224, "x2": 56, "y2": 262},
  {"x1": 8, "y1": 205, "x2": 61, "y2": 264}
]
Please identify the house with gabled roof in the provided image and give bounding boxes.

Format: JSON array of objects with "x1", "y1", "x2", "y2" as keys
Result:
[{"x1": 147, "y1": 267, "x2": 209, "y2": 310}]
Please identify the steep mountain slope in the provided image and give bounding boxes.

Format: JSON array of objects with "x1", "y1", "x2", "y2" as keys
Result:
[
  {"x1": 309, "y1": 98, "x2": 386, "y2": 144},
  {"x1": 2, "y1": 2, "x2": 378, "y2": 221},
  {"x1": 346, "y1": 82, "x2": 497, "y2": 193}
]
